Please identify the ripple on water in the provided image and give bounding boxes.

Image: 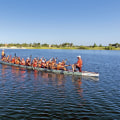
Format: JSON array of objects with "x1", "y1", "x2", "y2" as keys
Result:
[{"x1": 0, "y1": 50, "x2": 120, "y2": 119}]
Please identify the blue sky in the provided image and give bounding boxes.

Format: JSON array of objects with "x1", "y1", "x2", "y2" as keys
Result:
[{"x1": 0, "y1": 0, "x2": 120, "y2": 46}]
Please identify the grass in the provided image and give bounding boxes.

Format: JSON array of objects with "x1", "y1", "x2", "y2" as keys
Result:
[
  {"x1": 23, "y1": 46, "x2": 120, "y2": 50},
  {"x1": 25, "y1": 46, "x2": 78, "y2": 50}
]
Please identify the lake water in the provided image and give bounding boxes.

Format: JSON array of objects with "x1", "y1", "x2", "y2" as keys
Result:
[{"x1": 0, "y1": 49, "x2": 120, "y2": 119}]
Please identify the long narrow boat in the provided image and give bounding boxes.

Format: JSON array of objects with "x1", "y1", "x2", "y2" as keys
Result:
[{"x1": 0, "y1": 60, "x2": 99, "y2": 77}]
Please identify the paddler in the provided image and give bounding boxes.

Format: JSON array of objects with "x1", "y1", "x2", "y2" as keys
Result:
[
  {"x1": 72, "y1": 55, "x2": 83, "y2": 72},
  {"x1": 50, "y1": 58, "x2": 57, "y2": 69},
  {"x1": 1, "y1": 49, "x2": 5, "y2": 59},
  {"x1": 32, "y1": 58, "x2": 38, "y2": 67},
  {"x1": 11, "y1": 57, "x2": 15, "y2": 64},
  {"x1": 15, "y1": 57, "x2": 20, "y2": 64},
  {"x1": 6, "y1": 55, "x2": 10, "y2": 62},
  {"x1": 26, "y1": 57, "x2": 31, "y2": 66},
  {"x1": 56, "y1": 59, "x2": 64, "y2": 70},
  {"x1": 56, "y1": 62, "x2": 66, "y2": 70},
  {"x1": 21, "y1": 58, "x2": 25, "y2": 65},
  {"x1": 41, "y1": 60, "x2": 46, "y2": 68}
]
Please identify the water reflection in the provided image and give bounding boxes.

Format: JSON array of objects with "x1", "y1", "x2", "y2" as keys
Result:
[
  {"x1": 41, "y1": 72, "x2": 49, "y2": 80},
  {"x1": 1, "y1": 64, "x2": 8, "y2": 78},
  {"x1": 33, "y1": 70, "x2": 66, "y2": 87},
  {"x1": 72, "y1": 76, "x2": 83, "y2": 98},
  {"x1": 1, "y1": 65, "x2": 8, "y2": 87},
  {"x1": 0, "y1": 64, "x2": 97, "y2": 108},
  {"x1": 0, "y1": 49, "x2": 119, "y2": 119},
  {"x1": 11, "y1": 66, "x2": 20, "y2": 78},
  {"x1": 33, "y1": 70, "x2": 39, "y2": 80},
  {"x1": 11, "y1": 66, "x2": 26, "y2": 82}
]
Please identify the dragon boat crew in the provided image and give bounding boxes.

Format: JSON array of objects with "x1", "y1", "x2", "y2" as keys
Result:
[
  {"x1": 6, "y1": 55, "x2": 10, "y2": 62},
  {"x1": 72, "y1": 55, "x2": 83, "y2": 72},
  {"x1": 2, "y1": 56, "x2": 6, "y2": 62},
  {"x1": 56, "y1": 60, "x2": 67, "y2": 71},
  {"x1": 32, "y1": 58, "x2": 38, "y2": 67},
  {"x1": 37, "y1": 58, "x2": 43, "y2": 68},
  {"x1": 21, "y1": 58, "x2": 25, "y2": 65},
  {"x1": 15, "y1": 57, "x2": 20, "y2": 64},
  {"x1": 41, "y1": 60, "x2": 46, "y2": 68},
  {"x1": 49, "y1": 58, "x2": 57, "y2": 69},
  {"x1": 45, "y1": 59, "x2": 51, "y2": 69},
  {"x1": 11, "y1": 57, "x2": 15, "y2": 64},
  {"x1": 26, "y1": 57, "x2": 31, "y2": 66},
  {"x1": 1, "y1": 49, "x2": 5, "y2": 59}
]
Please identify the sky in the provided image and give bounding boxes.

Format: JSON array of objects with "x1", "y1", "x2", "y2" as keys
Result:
[{"x1": 0, "y1": 0, "x2": 120, "y2": 46}]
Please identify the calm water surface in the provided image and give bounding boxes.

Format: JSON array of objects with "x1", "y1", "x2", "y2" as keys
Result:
[{"x1": 0, "y1": 49, "x2": 120, "y2": 120}]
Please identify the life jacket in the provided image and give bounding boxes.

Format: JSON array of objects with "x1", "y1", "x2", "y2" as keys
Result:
[
  {"x1": 11, "y1": 58, "x2": 15, "y2": 64},
  {"x1": 38, "y1": 63, "x2": 42, "y2": 68},
  {"x1": 15, "y1": 60, "x2": 20, "y2": 64},
  {"x1": 26, "y1": 59, "x2": 29, "y2": 65},
  {"x1": 41, "y1": 62, "x2": 46, "y2": 68},
  {"x1": 21, "y1": 59, "x2": 25, "y2": 65},
  {"x1": 26, "y1": 60, "x2": 31, "y2": 66},
  {"x1": 33, "y1": 61, "x2": 37, "y2": 67},
  {"x1": 2, "y1": 51, "x2": 5, "y2": 56},
  {"x1": 77, "y1": 59, "x2": 82, "y2": 67}
]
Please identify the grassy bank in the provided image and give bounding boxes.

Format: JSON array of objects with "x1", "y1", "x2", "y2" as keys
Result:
[
  {"x1": 25, "y1": 46, "x2": 120, "y2": 50},
  {"x1": 25, "y1": 46, "x2": 79, "y2": 50}
]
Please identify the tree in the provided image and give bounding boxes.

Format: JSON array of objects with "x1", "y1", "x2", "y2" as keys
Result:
[
  {"x1": 70, "y1": 43, "x2": 73, "y2": 47},
  {"x1": 99, "y1": 44, "x2": 102, "y2": 47},
  {"x1": 93, "y1": 43, "x2": 97, "y2": 47},
  {"x1": 42, "y1": 43, "x2": 49, "y2": 47}
]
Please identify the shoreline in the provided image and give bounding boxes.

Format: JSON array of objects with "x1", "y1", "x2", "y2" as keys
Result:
[
  {"x1": 25, "y1": 47, "x2": 120, "y2": 50},
  {"x1": 0, "y1": 47, "x2": 120, "y2": 50}
]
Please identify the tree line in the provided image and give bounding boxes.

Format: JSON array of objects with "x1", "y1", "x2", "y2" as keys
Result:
[
  {"x1": 0, "y1": 42, "x2": 102, "y2": 47},
  {"x1": 0, "y1": 42, "x2": 119, "y2": 49}
]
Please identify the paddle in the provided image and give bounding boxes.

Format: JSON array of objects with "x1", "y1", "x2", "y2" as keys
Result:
[
  {"x1": 30, "y1": 55, "x2": 32, "y2": 64},
  {"x1": 56, "y1": 57, "x2": 60, "y2": 63},
  {"x1": 14, "y1": 53, "x2": 16, "y2": 58},
  {"x1": 64, "y1": 59, "x2": 71, "y2": 66}
]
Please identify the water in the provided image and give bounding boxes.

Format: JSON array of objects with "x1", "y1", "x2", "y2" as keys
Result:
[{"x1": 0, "y1": 49, "x2": 120, "y2": 119}]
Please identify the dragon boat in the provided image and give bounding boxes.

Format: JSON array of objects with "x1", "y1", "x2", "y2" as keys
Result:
[{"x1": 0, "y1": 60, "x2": 99, "y2": 77}]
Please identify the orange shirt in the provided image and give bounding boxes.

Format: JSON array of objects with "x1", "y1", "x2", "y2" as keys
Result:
[
  {"x1": 77, "y1": 59, "x2": 82, "y2": 67},
  {"x1": 11, "y1": 58, "x2": 15, "y2": 63},
  {"x1": 21, "y1": 60, "x2": 25, "y2": 65},
  {"x1": 15, "y1": 60, "x2": 20, "y2": 64},
  {"x1": 33, "y1": 61, "x2": 37, "y2": 67},
  {"x1": 2, "y1": 51, "x2": 4, "y2": 56}
]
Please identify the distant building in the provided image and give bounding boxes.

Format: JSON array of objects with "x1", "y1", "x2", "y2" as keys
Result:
[
  {"x1": 5, "y1": 44, "x2": 8, "y2": 47},
  {"x1": 109, "y1": 43, "x2": 120, "y2": 48},
  {"x1": 49, "y1": 44, "x2": 51, "y2": 48}
]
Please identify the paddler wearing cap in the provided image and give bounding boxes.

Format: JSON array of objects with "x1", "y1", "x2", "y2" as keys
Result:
[
  {"x1": 26, "y1": 57, "x2": 31, "y2": 66},
  {"x1": 72, "y1": 55, "x2": 83, "y2": 72}
]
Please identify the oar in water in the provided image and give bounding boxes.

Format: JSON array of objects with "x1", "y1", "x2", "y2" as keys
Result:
[
  {"x1": 56, "y1": 57, "x2": 61, "y2": 63},
  {"x1": 29, "y1": 55, "x2": 32, "y2": 65},
  {"x1": 65, "y1": 59, "x2": 71, "y2": 66},
  {"x1": 14, "y1": 53, "x2": 16, "y2": 58}
]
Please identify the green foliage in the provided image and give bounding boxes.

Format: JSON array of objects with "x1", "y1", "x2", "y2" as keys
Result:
[
  {"x1": 105, "y1": 46, "x2": 113, "y2": 50},
  {"x1": 41, "y1": 43, "x2": 49, "y2": 47},
  {"x1": 93, "y1": 43, "x2": 97, "y2": 47},
  {"x1": 61, "y1": 43, "x2": 73, "y2": 47},
  {"x1": 51, "y1": 44, "x2": 59, "y2": 48},
  {"x1": 0, "y1": 44, "x2": 4, "y2": 47},
  {"x1": 32, "y1": 43, "x2": 41, "y2": 47},
  {"x1": 99, "y1": 44, "x2": 102, "y2": 47},
  {"x1": 0, "y1": 42, "x2": 120, "y2": 50},
  {"x1": 21, "y1": 43, "x2": 28, "y2": 47},
  {"x1": 79, "y1": 46, "x2": 89, "y2": 49}
]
